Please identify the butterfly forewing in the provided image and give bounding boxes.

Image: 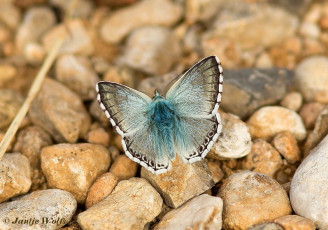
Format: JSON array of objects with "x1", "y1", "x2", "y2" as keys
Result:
[
  {"x1": 166, "y1": 56, "x2": 223, "y2": 162},
  {"x1": 97, "y1": 82, "x2": 171, "y2": 174}
]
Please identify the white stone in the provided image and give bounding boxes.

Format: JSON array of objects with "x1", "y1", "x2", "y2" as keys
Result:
[{"x1": 290, "y1": 134, "x2": 328, "y2": 229}]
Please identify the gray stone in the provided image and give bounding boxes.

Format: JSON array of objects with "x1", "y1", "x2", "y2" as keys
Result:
[
  {"x1": 77, "y1": 178, "x2": 162, "y2": 230},
  {"x1": 290, "y1": 134, "x2": 328, "y2": 229},
  {"x1": 0, "y1": 189, "x2": 76, "y2": 230},
  {"x1": 221, "y1": 68, "x2": 294, "y2": 119}
]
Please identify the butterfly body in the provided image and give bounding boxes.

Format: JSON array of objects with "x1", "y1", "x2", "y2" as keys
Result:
[{"x1": 96, "y1": 56, "x2": 223, "y2": 174}]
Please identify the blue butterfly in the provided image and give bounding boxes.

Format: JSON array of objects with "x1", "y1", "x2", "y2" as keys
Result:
[{"x1": 96, "y1": 56, "x2": 223, "y2": 174}]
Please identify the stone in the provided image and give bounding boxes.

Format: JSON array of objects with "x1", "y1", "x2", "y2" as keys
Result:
[
  {"x1": 185, "y1": 0, "x2": 223, "y2": 24},
  {"x1": 247, "y1": 106, "x2": 307, "y2": 141},
  {"x1": 290, "y1": 135, "x2": 328, "y2": 229},
  {"x1": 86, "y1": 127, "x2": 110, "y2": 147},
  {"x1": 154, "y1": 194, "x2": 223, "y2": 230},
  {"x1": 255, "y1": 52, "x2": 274, "y2": 68},
  {"x1": 280, "y1": 92, "x2": 303, "y2": 111},
  {"x1": 0, "y1": 189, "x2": 76, "y2": 230},
  {"x1": 41, "y1": 143, "x2": 111, "y2": 203},
  {"x1": 274, "y1": 215, "x2": 316, "y2": 230},
  {"x1": 55, "y1": 54, "x2": 99, "y2": 101},
  {"x1": 29, "y1": 78, "x2": 91, "y2": 143},
  {"x1": 0, "y1": 153, "x2": 31, "y2": 203},
  {"x1": 23, "y1": 42, "x2": 46, "y2": 64},
  {"x1": 103, "y1": 65, "x2": 136, "y2": 88},
  {"x1": 0, "y1": 2, "x2": 21, "y2": 30},
  {"x1": 89, "y1": 99, "x2": 109, "y2": 126},
  {"x1": 241, "y1": 139, "x2": 283, "y2": 178},
  {"x1": 15, "y1": 6, "x2": 56, "y2": 53},
  {"x1": 249, "y1": 223, "x2": 284, "y2": 230},
  {"x1": 122, "y1": 26, "x2": 181, "y2": 75},
  {"x1": 100, "y1": 0, "x2": 182, "y2": 44},
  {"x1": 0, "y1": 64, "x2": 16, "y2": 87},
  {"x1": 85, "y1": 172, "x2": 119, "y2": 209},
  {"x1": 300, "y1": 21, "x2": 320, "y2": 38},
  {"x1": 207, "y1": 160, "x2": 224, "y2": 183},
  {"x1": 219, "y1": 171, "x2": 292, "y2": 230},
  {"x1": 42, "y1": 19, "x2": 94, "y2": 56},
  {"x1": 268, "y1": 0, "x2": 312, "y2": 15},
  {"x1": 109, "y1": 154, "x2": 138, "y2": 180},
  {"x1": 208, "y1": 112, "x2": 252, "y2": 159},
  {"x1": 50, "y1": 0, "x2": 94, "y2": 19},
  {"x1": 295, "y1": 56, "x2": 328, "y2": 103},
  {"x1": 220, "y1": 68, "x2": 294, "y2": 119},
  {"x1": 13, "y1": 0, "x2": 46, "y2": 8},
  {"x1": 303, "y1": 106, "x2": 328, "y2": 156},
  {"x1": 141, "y1": 156, "x2": 214, "y2": 208},
  {"x1": 94, "y1": 0, "x2": 136, "y2": 6},
  {"x1": 299, "y1": 102, "x2": 325, "y2": 129},
  {"x1": 272, "y1": 131, "x2": 301, "y2": 164},
  {"x1": 0, "y1": 89, "x2": 24, "y2": 129},
  {"x1": 205, "y1": 2, "x2": 298, "y2": 52},
  {"x1": 77, "y1": 178, "x2": 162, "y2": 230},
  {"x1": 13, "y1": 126, "x2": 52, "y2": 190}
]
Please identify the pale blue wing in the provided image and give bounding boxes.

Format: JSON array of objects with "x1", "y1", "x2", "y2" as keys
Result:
[
  {"x1": 96, "y1": 82, "x2": 171, "y2": 174},
  {"x1": 166, "y1": 56, "x2": 223, "y2": 162}
]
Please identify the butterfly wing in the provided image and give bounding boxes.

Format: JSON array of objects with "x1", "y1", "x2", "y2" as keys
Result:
[
  {"x1": 166, "y1": 56, "x2": 223, "y2": 162},
  {"x1": 96, "y1": 82, "x2": 171, "y2": 174}
]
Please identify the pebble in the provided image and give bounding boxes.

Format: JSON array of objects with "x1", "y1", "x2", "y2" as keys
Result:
[
  {"x1": 13, "y1": 126, "x2": 52, "y2": 190},
  {"x1": 15, "y1": 6, "x2": 56, "y2": 53},
  {"x1": 208, "y1": 112, "x2": 252, "y2": 159},
  {"x1": 185, "y1": 0, "x2": 223, "y2": 24},
  {"x1": 290, "y1": 135, "x2": 328, "y2": 229},
  {"x1": 303, "y1": 106, "x2": 328, "y2": 156},
  {"x1": 89, "y1": 99, "x2": 109, "y2": 126},
  {"x1": 42, "y1": 19, "x2": 94, "y2": 56},
  {"x1": 205, "y1": 2, "x2": 298, "y2": 51},
  {"x1": 274, "y1": 215, "x2": 316, "y2": 230},
  {"x1": 50, "y1": 0, "x2": 94, "y2": 19},
  {"x1": 100, "y1": 0, "x2": 183, "y2": 44},
  {"x1": 280, "y1": 92, "x2": 303, "y2": 111},
  {"x1": 207, "y1": 160, "x2": 224, "y2": 183},
  {"x1": 55, "y1": 54, "x2": 99, "y2": 101},
  {"x1": 221, "y1": 68, "x2": 294, "y2": 119},
  {"x1": 85, "y1": 172, "x2": 119, "y2": 209},
  {"x1": 247, "y1": 106, "x2": 307, "y2": 141},
  {"x1": 270, "y1": 0, "x2": 312, "y2": 15},
  {"x1": 0, "y1": 2, "x2": 21, "y2": 30},
  {"x1": 272, "y1": 131, "x2": 301, "y2": 164},
  {"x1": 295, "y1": 56, "x2": 328, "y2": 103},
  {"x1": 299, "y1": 21, "x2": 320, "y2": 38},
  {"x1": 23, "y1": 42, "x2": 46, "y2": 64},
  {"x1": 249, "y1": 223, "x2": 284, "y2": 230},
  {"x1": 122, "y1": 26, "x2": 181, "y2": 75},
  {"x1": 29, "y1": 78, "x2": 91, "y2": 143},
  {"x1": 0, "y1": 64, "x2": 17, "y2": 87},
  {"x1": 103, "y1": 65, "x2": 136, "y2": 88},
  {"x1": 141, "y1": 156, "x2": 214, "y2": 208},
  {"x1": 0, "y1": 189, "x2": 76, "y2": 230},
  {"x1": 86, "y1": 127, "x2": 110, "y2": 147},
  {"x1": 154, "y1": 194, "x2": 223, "y2": 230},
  {"x1": 109, "y1": 154, "x2": 138, "y2": 180},
  {"x1": 219, "y1": 171, "x2": 292, "y2": 230},
  {"x1": 13, "y1": 0, "x2": 47, "y2": 8},
  {"x1": 255, "y1": 52, "x2": 274, "y2": 68},
  {"x1": 0, "y1": 153, "x2": 31, "y2": 203},
  {"x1": 241, "y1": 139, "x2": 283, "y2": 178},
  {"x1": 0, "y1": 89, "x2": 24, "y2": 129},
  {"x1": 95, "y1": 0, "x2": 136, "y2": 6},
  {"x1": 77, "y1": 178, "x2": 163, "y2": 230},
  {"x1": 41, "y1": 143, "x2": 111, "y2": 203},
  {"x1": 299, "y1": 102, "x2": 325, "y2": 129}
]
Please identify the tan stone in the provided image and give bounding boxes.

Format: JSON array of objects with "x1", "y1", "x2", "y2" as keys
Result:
[
  {"x1": 78, "y1": 178, "x2": 163, "y2": 230},
  {"x1": 241, "y1": 139, "x2": 283, "y2": 178},
  {"x1": 247, "y1": 106, "x2": 306, "y2": 141},
  {"x1": 299, "y1": 102, "x2": 325, "y2": 129},
  {"x1": 141, "y1": 156, "x2": 214, "y2": 208},
  {"x1": 85, "y1": 172, "x2": 119, "y2": 209},
  {"x1": 0, "y1": 64, "x2": 16, "y2": 87},
  {"x1": 0, "y1": 89, "x2": 24, "y2": 129},
  {"x1": 272, "y1": 131, "x2": 301, "y2": 164},
  {"x1": 86, "y1": 127, "x2": 110, "y2": 147},
  {"x1": 275, "y1": 215, "x2": 315, "y2": 230},
  {"x1": 207, "y1": 160, "x2": 224, "y2": 183},
  {"x1": 0, "y1": 153, "x2": 31, "y2": 203},
  {"x1": 41, "y1": 143, "x2": 111, "y2": 203},
  {"x1": 29, "y1": 78, "x2": 91, "y2": 143},
  {"x1": 109, "y1": 154, "x2": 138, "y2": 180},
  {"x1": 219, "y1": 171, "x2": 292, "y2": 230},
  {"x1": 280, "y1": 92, "x2": 303, "y2": 111}
]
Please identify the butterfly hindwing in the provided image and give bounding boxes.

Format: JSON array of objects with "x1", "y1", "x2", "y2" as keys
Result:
[
  {"x1": 96, "y1": 82, "x2": 171, "y2": 174},
  {"x1": 166, "y1": 56, "x2": 223, "y2": 162}
]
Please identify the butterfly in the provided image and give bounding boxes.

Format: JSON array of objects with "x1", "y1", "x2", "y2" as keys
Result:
[{"x1": 96, "y1": 56, "x2": 223, "y2": 175}]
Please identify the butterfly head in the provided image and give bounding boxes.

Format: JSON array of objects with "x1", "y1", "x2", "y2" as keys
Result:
[{"x1": 152, "y1": 89, "x2": 164, "y2": 102}]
